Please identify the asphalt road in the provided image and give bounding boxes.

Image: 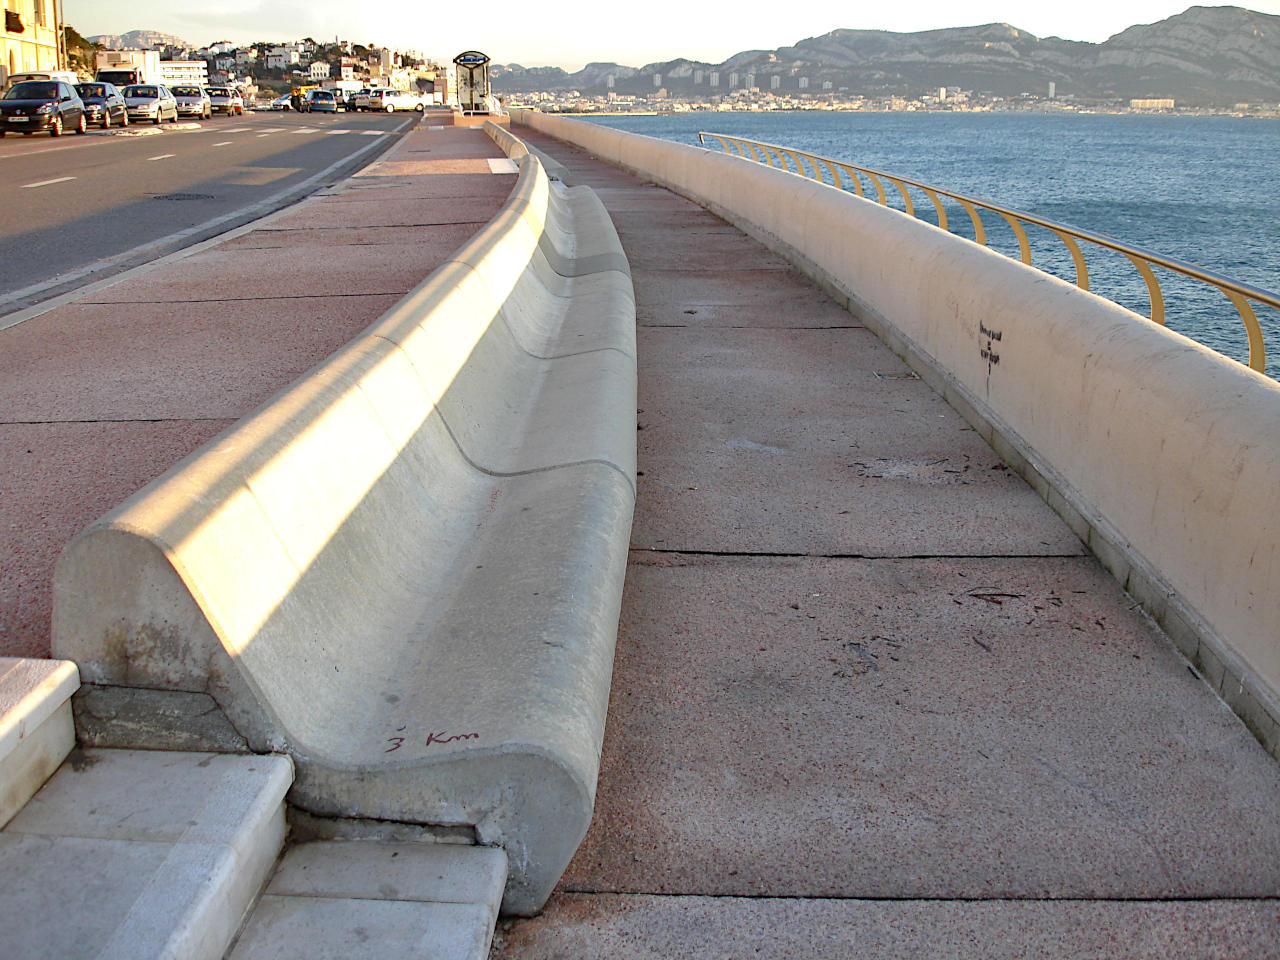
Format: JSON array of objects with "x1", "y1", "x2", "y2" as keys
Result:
[{"x1": 0, "y1": 108, "x2": 413, "y2": 313}]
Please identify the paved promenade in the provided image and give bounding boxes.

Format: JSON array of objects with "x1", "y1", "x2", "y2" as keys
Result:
[
  {"x1": 4, "y1": 114, "x2": 1280, "y2": 957},
  {"x1": 0, "y1": 116, "x2": 515, "y2": 660},
  {"x1": 491, "y1": 127, "x2": 1280, "y2": 956}
]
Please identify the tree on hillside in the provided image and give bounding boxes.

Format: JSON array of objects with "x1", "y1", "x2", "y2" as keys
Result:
[{"x1": 64, "y1": 25, "x2": 102, "y2": 76}]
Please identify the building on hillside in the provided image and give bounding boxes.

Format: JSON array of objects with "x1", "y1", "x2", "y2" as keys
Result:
[
  {"x1": 1130, "y1": 97, "x2": 1175, "y2": 110},
  {"x1": 161, "y1": 59, "x2": 207, "y2": 85},
  {"x1": 2, "y1": 0, "x2": 63, "y2": 85},
  {"x1": 266, "y1": 46, "x2": 299, "y2": 70},
  {"x1": 309, "y1": 59, "x2": 330, "y2": 80}
]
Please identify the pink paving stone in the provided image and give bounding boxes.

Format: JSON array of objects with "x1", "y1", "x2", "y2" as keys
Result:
[
  {"x1": 633, "y1": 326, "x2": 1081, "y2": 556},
  {"x1": 320, "y1": 177, "x2": 517, "y2": 203},
  {"x1": 616, "y1": 224, "x2": 794, "y2": 273},
  {"x1": 389, "y1": 129, "x2": 508, "y2": 161},
  {"x1": 0, "y1": 421, "x2": 234, "y2": 659},
  {"x1": 632, "y1": 267, "x2": 857, "y2": 328},
  {"x1": 494, "y1": 893, "x2": 1280, "y2": 960},
  {"x1": 354, "y1": 158, "x2": 503, "y2": 175},
  {"x1": 220, "y1": 223, "x2": 487, "y2": 253},
  {"x1": 559, "y1": 555, "x2": 1280, "y2": 900},
  {"x1": 81, "y1": 243, "x2": 451, "y2": 303},
  {"x1": 267, "y1": 195, "x2": 514, "y2": 230},
  {"x1": 0, "y1": 295, "x2": 403, "y2": 423},
  {"x1": 630, "y1": 265, "x2": 845, "y2": 309}
]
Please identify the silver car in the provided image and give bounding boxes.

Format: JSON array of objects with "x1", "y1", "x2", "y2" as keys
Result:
[
  {"x1": 170, "y1": 84, "x2": 211, "y2": 120},
  {"x1": 207, "y1": 87, "x2": 244, "y2": 116},
  {"x1": 123, "y1": 84, "x2": 178, "y2": 125}
]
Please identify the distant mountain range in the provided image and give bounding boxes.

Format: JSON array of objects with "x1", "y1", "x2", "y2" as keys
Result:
[
  {"x1": 491, "y1": 5, "x2": 1280, "y2": 105},
  {"x1": 86, "y1": 30, "x2": 190, "y2": 51}
]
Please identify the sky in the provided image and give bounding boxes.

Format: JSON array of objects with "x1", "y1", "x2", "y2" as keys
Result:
[{"x1": 64, "y1": 1, "x2": 1280, "y2": 71}]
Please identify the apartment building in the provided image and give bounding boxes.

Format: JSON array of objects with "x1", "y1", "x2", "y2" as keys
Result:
[{"x1": 2, "y1": 0, "x2": 63, "y2": 85}]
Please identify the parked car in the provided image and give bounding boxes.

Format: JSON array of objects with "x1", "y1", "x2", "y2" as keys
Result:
[
  {"x1": 357, "y1": 87, "x2": 396, "y2": 111},
  {"x1": 170, "y1": 84, "x2": 212, "y2": 120},
  {"x1": 74, "y1": 81, "x2": 128, "y2": 129},
  {"x1": 0, "y1": 80, "x2": 87, "y2": 137},
  {"x1": 123, "y1": 84, "x2": 179, "y2": 124},
  {"x1": 207, "y1": 86, "x2": 244, "y2": 116},
  {"x1": 268, "y1": 93, "x2": 291, "y2": 110},
  {"x1": 300, "y1": 89, "x2": 338, "y2": 113},
  {"x1": 379, "y1": 89, "x2": 428, "y2": 112},
  {"x1": 5, "y1": 70, "x2": 79, "y2": 88}
]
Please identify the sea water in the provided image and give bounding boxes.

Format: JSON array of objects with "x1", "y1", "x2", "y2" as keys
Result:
[{"x1": 584, "y1": 112, "x2": 1280, "y2": 377}]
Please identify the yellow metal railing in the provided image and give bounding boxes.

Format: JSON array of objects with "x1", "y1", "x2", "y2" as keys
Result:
[{"x1": 699, "y1": 132, "x2": 1279, "y2": 375}]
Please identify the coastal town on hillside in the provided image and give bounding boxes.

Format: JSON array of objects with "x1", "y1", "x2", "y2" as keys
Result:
[
  {"x1": 504, "y1": 86, "x2": 1280, "y2": 118},
  {"x1": 19, "y1": 21, "x2": 1279, "y2": 119}
]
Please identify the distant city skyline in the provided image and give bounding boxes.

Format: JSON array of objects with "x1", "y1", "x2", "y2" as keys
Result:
[{"x1": 64, "y1": 1, "x2": 1280, "y2": 71}]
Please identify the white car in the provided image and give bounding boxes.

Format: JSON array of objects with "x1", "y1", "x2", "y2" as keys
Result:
[
  {"x1": 378, "y1": 89, "x2": 428, "y2": 113},
  {"x1": 207, "y1": 86, "x2": 244, "y2": 116},
  {"x1": 122, "y1": 84, "x2": 178, "y2": 124},
  {"x1": 170, "y1": 84, "x2": 211, "y2": 120},
  {"x1": 269, "y1": 94, "x2": 291, "y2": 110}
]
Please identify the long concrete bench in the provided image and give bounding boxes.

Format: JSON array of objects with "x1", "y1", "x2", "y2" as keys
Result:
[
  {"x1": 510, "y1": 109, "x2": 1280, "y2": 757},
  {"x1": 51, "y1": 132, "x2": 637, "y2": 916}
]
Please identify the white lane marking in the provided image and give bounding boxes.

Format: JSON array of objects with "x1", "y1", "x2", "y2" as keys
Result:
[
  {"x1": 293, "y1": 128, "x2": 319, "y2": 134},
  {"x1": 20, "y1": 176, "x2": 76, "y2": 189},
  {"x1": 221, "y1": 127, "x2": 251, "y2": 133},
  {"x1": 487, "y1": 158, "x2": 519, "y2": 174},
  {"x1": 361, "y1": 130, "x2": 387, "y2": 136},
  {"x1": 148, "y1": 153, "x2": 176, "y2": 161},
  {"x1": 257, "y1": 127, "x2": 286, "y2": 133},
  {"x1": 256, "y1": 133, "x2": 272, "y2": 138},
  {"x1": 1, "y1": 123, "x2": 399, "y2": 325},
  {"x1": 213, "y1": 140, "x2": 233, "y2": 147}
]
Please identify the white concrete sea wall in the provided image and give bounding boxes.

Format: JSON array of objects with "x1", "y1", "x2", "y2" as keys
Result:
[
  {"x1": 511, "y1": 110, "x2": 1280, "y2": 751},
  {"x1": 51, "y1": 147, "x2": 638, "y2": 915}
]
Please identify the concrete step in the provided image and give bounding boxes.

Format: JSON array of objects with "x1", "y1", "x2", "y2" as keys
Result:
[
  {"x1": 0, "y1": 657, "x2": 80, "y2": 827},
  {"x1": 227, "y1": 841, "x2": 508, "y2": 960},
  {"x1": 0, "y1": 747, "x2": 292, "y2": 960}
]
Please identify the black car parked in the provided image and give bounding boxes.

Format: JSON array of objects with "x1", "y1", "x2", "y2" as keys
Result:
[
  {"x1": 74, "y1": 81, "x2": 129, "y2": 129},
  {"x1": 0, "y1": 80, "x2": 86, "y2": 137}
]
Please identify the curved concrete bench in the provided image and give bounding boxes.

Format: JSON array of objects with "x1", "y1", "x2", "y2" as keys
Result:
[
  {"x1": 510, "y1": 109, "x2": 1280, "y2": 755},
  {"x1": 52, "y1": 140, "x2": 637, "y2": 915}
]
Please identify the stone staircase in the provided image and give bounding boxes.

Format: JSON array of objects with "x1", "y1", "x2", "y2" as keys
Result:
[{"x1": 0, "y1": 658, "x2": 505, "y2": 960}]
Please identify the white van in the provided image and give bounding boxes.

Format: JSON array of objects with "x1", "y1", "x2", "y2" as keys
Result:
[{"x1": 5, "y1": 70, "x2": 79, "y2": 90}]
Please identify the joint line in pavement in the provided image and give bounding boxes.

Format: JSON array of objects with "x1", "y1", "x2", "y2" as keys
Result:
[{"x1": 631, "y1": 548, "x2": 1087, "y2": 560}]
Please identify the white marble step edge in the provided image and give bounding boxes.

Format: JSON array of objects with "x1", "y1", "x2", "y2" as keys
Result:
[
  {"x1": 1, "y1": 748, "x2": 293, "y2": 960},
  {"x1": 227, "y1": 841, "x2": 509, "y2": 960},
  {"x1": 0, "y1": 657, "x2": 80, "y2": 828}
]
